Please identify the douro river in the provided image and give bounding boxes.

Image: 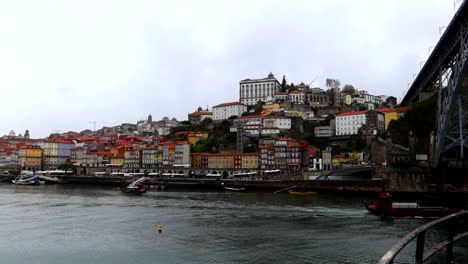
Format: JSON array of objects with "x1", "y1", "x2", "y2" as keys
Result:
[{"x1": 0, "y1": 184, "x2": 431, "y2": 263}]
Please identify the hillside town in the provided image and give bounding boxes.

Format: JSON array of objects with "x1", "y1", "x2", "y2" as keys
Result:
[{"x1": 0, "y1": 73, "x2": 416, "y2": 177}]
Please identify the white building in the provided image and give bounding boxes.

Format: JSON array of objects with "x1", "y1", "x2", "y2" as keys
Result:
[
  {"x1": 335, "y1": 110, "x2": 368, "y2": 135},
  {"x1": 335, "y1": 110, "x2": 385, "y2": 135},
  {"x1": 231, "y1": 115, "x2": 291, "y2": 136},
  {"x1": 288, "y1": 90, "x2": 305, "y2": 104},
  {"x1": 212, "y1": 102, "x2": 247, "y2": 121},
  {"x1": 314, "y1": 126, "x2": 334, "y2": 137},
  {"x1": 174, "y1": 142, "x2": 191, "y2": 166},
  {"x1": 239, "y1": 72, "x2": 282, "y2": 106}
]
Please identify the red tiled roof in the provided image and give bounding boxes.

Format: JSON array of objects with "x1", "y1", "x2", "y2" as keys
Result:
[
  {"x1": 376, "y1": 107, "x2": 394, "y2": 113},
  {"x1": 289, "y1": 90, "x2": 301, "y2": 94},
  {"x1": 336, "y1": 110, "x2": 368, "y2": 117},
  {"x1": 235, "y1": 115, "x2": 290, "y2": 120},
  {"x1": 395, "y1": 106, "x2": 410, "y2": 113},
  {"x1": 189, "y1": 111, "x2": 212, "y2": 116},
  {"x1": 275, "y1": 92, "x2": 288, "y2": 95},
  {"x1": 213, "y1": 102, "x2": 243, "y2": 108},
  {"x1": 333, "y1": 154, "x2": 346, "y2": 159}
]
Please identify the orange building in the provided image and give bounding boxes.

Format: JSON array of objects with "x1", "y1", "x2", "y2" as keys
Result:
[
  {"x1": 187, "y1": 131, "x2": 209, "y2": 145},
  {"x1": 191, "y1": 153, "x2": 258, "y2": 169},
  {"x1": 18, "y1": 145, "x2": 43, "y2": 171}
]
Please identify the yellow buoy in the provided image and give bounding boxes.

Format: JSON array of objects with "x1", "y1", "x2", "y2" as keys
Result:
[{"x1": 157, "y1": 224, "x2": 163, "y2": 233}]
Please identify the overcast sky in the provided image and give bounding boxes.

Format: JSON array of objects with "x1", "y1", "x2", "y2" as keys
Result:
[{"x1": 0, "y1": 0, "x2": 460, "y2": 138}]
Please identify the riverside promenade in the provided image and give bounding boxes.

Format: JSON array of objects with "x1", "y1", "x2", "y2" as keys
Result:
[{"x1": 0, "y1": 173, "x2": 383, "y2": 192}]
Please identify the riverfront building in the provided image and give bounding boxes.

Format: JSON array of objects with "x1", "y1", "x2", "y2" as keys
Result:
[
  {"x1": 18, "y1": 145, "x2": 43, "y2": 171},
  {"x1": 259, "y1": 137, "x2": 309, "y2": 171},
  {"x1": 191, "y1": 153, "x2": 258, "y2": 170}
]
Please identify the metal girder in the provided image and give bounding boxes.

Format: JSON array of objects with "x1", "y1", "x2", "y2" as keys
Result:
[
  {"x1": 401, "y1": 1, "x2": 468, "y2": 105},
  {"x1": 433, "y1": 23, "x2": 468, "y2": 167}
]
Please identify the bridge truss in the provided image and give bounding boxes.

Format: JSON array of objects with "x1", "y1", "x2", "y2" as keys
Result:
[
  {"x1": 433, "y1": 11, "x2": 468, "y2": 168},
  {"x1": 401, "y1": 1, "x2": 468, "y2": 168}
]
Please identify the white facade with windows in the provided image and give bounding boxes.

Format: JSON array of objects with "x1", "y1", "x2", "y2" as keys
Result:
[
  {"x1": 314, "y1": 126, "x2": 334, "y2": 137},
  {"x1": 288, "y1": 90, "x2": 305, "y2": 104},
  {"x1": 335, "y1": 111, "x2": 367, "y2": 135},
  {"x1": 231, "y1": 115, "x2": 291, "y2": 136},
  {"x1": 239, "y1": 73, "x2": 282, "y2": 106},
  {"x1": 212, "y1": 102, "x2": 247, "y2": 121}
]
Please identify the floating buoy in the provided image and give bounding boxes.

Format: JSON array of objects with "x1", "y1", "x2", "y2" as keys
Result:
[{"x1": 157, "y1": 224, "x2": 163, "y2": 233}]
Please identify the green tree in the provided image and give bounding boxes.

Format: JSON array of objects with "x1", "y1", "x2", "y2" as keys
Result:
[
  {"x1": 281, "y1": 75, "x2": 287, "y2": 92},
  {"x1": 342, "y1": 84, "x2": 356, "y2": 95},
  {"x1": 254, "y1": 101, "x2": 265, "y2": 114}
]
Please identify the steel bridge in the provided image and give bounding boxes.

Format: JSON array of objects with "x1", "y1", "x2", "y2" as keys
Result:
[{"x1": 400, "y1": 0, "x2": 468, "y2": 168}]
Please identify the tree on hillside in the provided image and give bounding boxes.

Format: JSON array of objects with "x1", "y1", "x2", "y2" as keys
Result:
[
  {"x1": 281, "y1": 75, "x2": 287, "y2": 92},
  {"x1": 342, "y1": 84, "x2": 356, "y2": 95},
  {"x1": 289, "y1": 83, "x2": 295, "y2": 91},
  {"x1": 326, "y1": 78, "x2": 341, "y2": 89},
  {"x1": 254, "y1": 101, "x2": 265, "y2": 114}
]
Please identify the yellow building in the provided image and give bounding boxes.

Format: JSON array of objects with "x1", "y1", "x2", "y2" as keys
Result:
[
  {"x1": 208, "y1": 154, "x2": 234, "y2": 169},
  {"x1": 377, "y1": 106, "x2": 410, "y2": 130},
  {"x1": 344, "y1": 95, "x2": 352, "y2": 105},
  {"x1": 187, "y1": 131, "x2": 209, "y2": 145},
  {"x1": 331, "y1": 154, "x2": 346, "y2": 166},
  {"x1": 110, "y1": 156, "x2": 124, "y2": 166},
  {"x1": 191, "y1": 153, "x2": 202, "y2": 168},
  {"x1": 18, "y1": 145, "x2": 43, "y2": 171},
  {"x1": 240, "y1": 154, "x2": 259, "y2": 169},
  {"x1": 191, "y1": 153, "x2": 259, "y2": 169}
]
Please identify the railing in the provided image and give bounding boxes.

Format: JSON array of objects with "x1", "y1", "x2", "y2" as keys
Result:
[{"x1": 378, "y1": 210, "x2": 468, "y2": 264}]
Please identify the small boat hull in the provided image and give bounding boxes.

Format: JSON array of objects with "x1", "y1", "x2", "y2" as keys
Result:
[
  {"x1": 12, "y1": 175, "x2": 41, "y2": 185},
  {"x1": 287, "y1": 190, "x2": 318, "y2": 195},
  {"x1": 223, "y1": 186, "x2": 246, "y2": 192},
  {"x1": 364, "y1": 193, "x2": 462, "y2": 218},
  {"x1": 120, "y1": 187, "x2": 147, "y2": 194}
]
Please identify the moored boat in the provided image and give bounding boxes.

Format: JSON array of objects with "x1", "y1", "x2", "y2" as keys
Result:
[
  {"x1": 120, "y1": 177, "x2": 147, "y2": 194},
  {"x1": 364, "y1": 192, "x2": 463, "y2": 217},
  {"x1": 287, "y1": 190, "x2": 318, "y2": 195},
  {"x1": 38, "y1": 175, "x2": 66, "y2": 184},
  {"x1": 222, "y1": 186, "x2": 246, "y2": 192},
  {"x1": 12, "y1": 175, "x2": 41, "y2": 185}
]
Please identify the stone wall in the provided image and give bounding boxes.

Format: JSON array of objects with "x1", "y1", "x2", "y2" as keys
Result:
[{"x1": 375, "y1": 167, "x2": 429, "y2": 192}]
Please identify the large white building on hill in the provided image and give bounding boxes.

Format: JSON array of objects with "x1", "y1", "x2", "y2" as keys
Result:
[{"x1": 239, "y1": 72, "x2": 282, "y2": 106}]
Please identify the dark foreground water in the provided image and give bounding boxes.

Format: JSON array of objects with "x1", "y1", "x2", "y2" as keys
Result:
[{"x1": 0, "y1": 184, "x2": 456, "y2": 264}]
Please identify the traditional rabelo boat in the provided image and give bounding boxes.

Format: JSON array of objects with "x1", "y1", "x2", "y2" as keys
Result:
[
  {"x1": 120, "y1": 177, "x2": 147, "y2": 194},
  {"x1": 364, "y1": 192, "x2": 462, "y2": 217}
]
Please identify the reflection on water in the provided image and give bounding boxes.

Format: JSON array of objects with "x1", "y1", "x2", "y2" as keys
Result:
[{"x1": 0, "y1": 184, "x2": 431, "y2": 264}]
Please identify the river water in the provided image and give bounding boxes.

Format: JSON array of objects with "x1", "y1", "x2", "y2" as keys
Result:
[{"x1": 0, "y1": 184, "x2": 434, "y2": 263}]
